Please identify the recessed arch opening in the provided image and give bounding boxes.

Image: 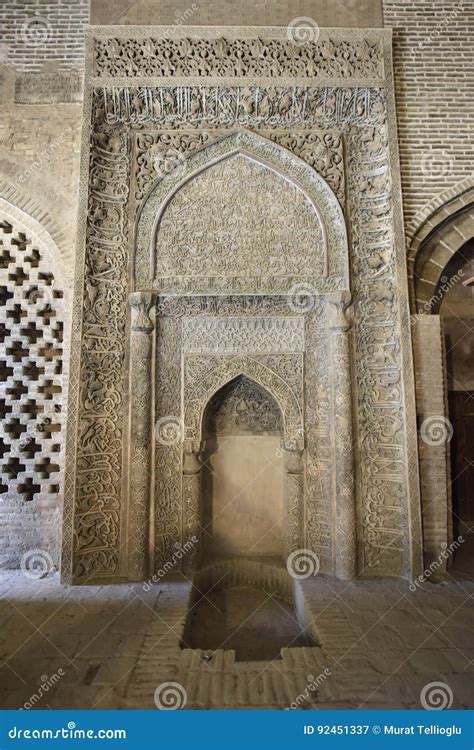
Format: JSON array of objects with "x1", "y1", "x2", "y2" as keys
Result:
[
  {"x1": 438, "y1": 238, "x2": 474, "y2": 573},
  {"x1": 200, "y1": 374, "x2": 285, "y2": 563},
  {"x1": 410, "y1": 193, "x2": 474, "y2": 576}
]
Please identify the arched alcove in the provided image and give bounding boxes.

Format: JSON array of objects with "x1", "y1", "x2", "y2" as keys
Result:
[
  {"x1": 127, "y1": 130, "x2": 356, "y2": 583},
  {"x1": 200, "y1": 375, "x2": 284, "y2": 561},
  {"x1": 438, "y1": 239, "x2": 474, "y2": 568},
  {"x1": 410, "y1": 193, "x2": 474, "y2": 575}
]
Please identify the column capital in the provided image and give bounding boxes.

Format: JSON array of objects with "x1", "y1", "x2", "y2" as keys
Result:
[
  {"x1": 183, "y1": 438, "x2": 202, "y2": 456},
  {"x1": 328, "y1": 290, "x2": 353, "y2": 331},
  {"x1": 282, "y1": 437, "x2": 305, "y2": 453},
  {"x1": 183, "y1": 439, "x2": 203, "y2": 474},
  {"x1": 282, "y1": 439, "x2": 304, "y2": 474},
  {"x1": 130, "y1": 291, "x2": 156, "y2": 334}
]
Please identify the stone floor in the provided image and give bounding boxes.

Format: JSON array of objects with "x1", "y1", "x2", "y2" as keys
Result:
[{"x1": 0, "y1": 564, "x2": 472, "y2": 710}]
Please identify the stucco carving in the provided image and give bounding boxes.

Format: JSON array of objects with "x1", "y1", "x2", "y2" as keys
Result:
[
  {"x1": 155, "y1": 153, "x2": 325, "y2": 286},
  {"x1": 154, "y1": 316, "x2": 182, "y2": 570},
  {"x1": 183, "y1": 353, "x2": 303, "y2": 444},
  {"x1": 136, "y1": 129, "x2": 348, "y2": 293},
  {"x1": 329, "y1": 293, "x2": 356, "y2": 580},
  {"x1": 284, "y1": 445, "x2": 305, "y2": 555},
  {"x1": 128, "y1": 292, "x2": 155, "y2": 580},
  {"x1": 202, "y1": 375, "x2": 283, "y2": 437},
  {"x1": 269, "y1": 131, "x2": 345, "y2": 206},
  {"x1": 68, "y1": 116, "x2": 130, "y2": 580},
  {"x1": 134, "y1": 130, "x2": 345, "y2": 214},
  {"x1": 94, "y1": 35, "x2": 383, "y2": 80},
  {"x1": 103, "y1": 86, "x2": 385, "y2": 130},
  {"x1": 64, "y1": 26, "x2": 422, "y2": 582},
  {"x1": 304, "y1": 311, "x2": 333, "y2": 571},
  {"x1": 347, "y1": 124, "x2": 420, "y2": 577},
  {"x1": 182, "y1": 317, "x2": 304, "y2": 354},
  {"x1": 181, "y1": 356, "x2": 304, "y2": 565}
]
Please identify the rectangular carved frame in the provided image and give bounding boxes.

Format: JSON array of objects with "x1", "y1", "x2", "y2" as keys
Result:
[{"x1": 62, "y1": 26, "x2": 423, "y2": 583}]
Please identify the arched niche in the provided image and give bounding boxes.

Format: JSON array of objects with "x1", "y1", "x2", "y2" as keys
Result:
[
  {"x1": 134, "y1": 129, "x2": 349, "y2": 293},
  {"x1": 200, "y1": 375, "x2": 284, "y2": 561},
  {"x1": 184, "y1": 355, "x2": 303, "y2": 446},
  {"x1": 126, "y1": 132, "x2": 355, "y2": 583},
  {"x1": 181, "y1": 358, "x2": 305, "y2": 570},
  {"x1": 407, "y1": 183, "x2": 474, "y2": 313},
  {"x1": 409, "y1": 189, "x2": 474, "y2": 574}
]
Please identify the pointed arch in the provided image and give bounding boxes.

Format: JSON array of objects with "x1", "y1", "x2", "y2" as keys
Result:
[
  {"x1": 183, "y1": 355, "x2": 303, "y2": 445},
  {"x1": 202, "y1": 373, "x2": 284, "y2": 438},
  {"x1": 134, "y1": 129, "x2": 349, "y2": 292}
]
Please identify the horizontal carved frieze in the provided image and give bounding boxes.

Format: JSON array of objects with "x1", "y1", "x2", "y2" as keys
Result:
[
  {"x1": 182, "y1": 317, "x2": 305, "y2": 353},
  {"x1": 94, "y1": 36, "x2": 383, "y2": 81},
  {"x1": 99, "y1": 86, "x2": 385, "y2": 129},
  {"x1": 155, "y1": 295, "x2": 324, "y2": 318}
]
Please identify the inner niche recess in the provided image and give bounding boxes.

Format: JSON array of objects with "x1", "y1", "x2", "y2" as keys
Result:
[{"x1": 200, "y1": 375, "x2": 284, "y2": 561}]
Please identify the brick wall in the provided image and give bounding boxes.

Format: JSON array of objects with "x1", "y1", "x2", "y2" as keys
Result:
[
  {"x1": 383, "y1": 0, "x2": 474, "y2": 238},
  {"x1": 0, "y1": 0, "x2": 89, "y2": 72},
  {"x1": 0, "y1": 3, "x2": 86, "y2": 569},
  {"x1": 0, "y1": 67, "x2": 83, "y2": 286}
]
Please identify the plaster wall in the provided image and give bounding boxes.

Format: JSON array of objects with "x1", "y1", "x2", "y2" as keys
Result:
[{"x1": 202, "y1": 436, "x2": 284, "y2": 559}]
